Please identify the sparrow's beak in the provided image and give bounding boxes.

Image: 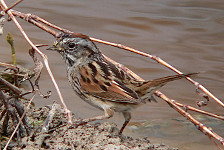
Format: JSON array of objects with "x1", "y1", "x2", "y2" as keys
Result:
[
  {"x1": 46, "y1": 41, "x2": 63, "y2": 51},
  {"x1": 46, "y1": 45, "x2": 59, "y2": 51}
]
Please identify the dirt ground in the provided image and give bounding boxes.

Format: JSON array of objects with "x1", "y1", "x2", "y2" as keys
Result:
[{"x1": 0, "y1": 103, "x2": 177, "y2": 150}]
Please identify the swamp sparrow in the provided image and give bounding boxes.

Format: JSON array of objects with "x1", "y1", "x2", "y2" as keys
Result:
[{"x1": 48, "y1": 33, "x2": 196, "y2": 134}]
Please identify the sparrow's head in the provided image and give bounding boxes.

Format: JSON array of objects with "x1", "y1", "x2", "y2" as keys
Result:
[{"x1": 47, "y1": 33, "x2": 102, "y2": 66}]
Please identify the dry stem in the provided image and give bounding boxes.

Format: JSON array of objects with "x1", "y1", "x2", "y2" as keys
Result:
[
  {"x1": 0, "y1": 0, "x2": 72, "y2": 125},
  {"x1": 105, "y1": 55, "x2": 224, "y2": 146},
  {"x1": 3, "y1": 0, "x2": 23, "y2": 13},
  {"x1": 3, "y1": 91, "x2": 36, "y2": 150},
  {"x1": 0, "y1": 77, "x2": 21, "y2": 95},
  {"x1": 90, "y1": 37, "x2": 224, "y2": 108}
]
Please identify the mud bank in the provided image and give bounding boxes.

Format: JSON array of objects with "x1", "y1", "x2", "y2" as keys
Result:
[{"x1": 1, "y1": 104, "x2": 177, "y2": 150}]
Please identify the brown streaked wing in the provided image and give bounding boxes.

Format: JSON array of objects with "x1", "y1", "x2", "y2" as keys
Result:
[{"x1": 78, "y1": 62, "x2": 143, "y2": 104}]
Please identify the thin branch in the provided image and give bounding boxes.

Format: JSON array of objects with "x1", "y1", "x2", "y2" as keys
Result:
[
  {"x1": 0, "y1": 1, "x2": 72, "y2": 124},
  {"x1": 41, "y1": 102, "x2": 60, "y2": 133},
  {"x1": 22, "y1": 11, "x2": 71, "y2": 33},
  {"x1": 3, "y1": 0, "x2": 23, "y2": 13},
  {"x1": 0, "y1": 76, "x2": 21, "y2": 95},
  {"x1": 90, "y1": 37, "x2": 224, "y2": 108},
  {"x1": 173, "y1": 101, "x2": 224, "y2": 120},
  {"x1": 3, "y1": 91, "x2": 36, "y2": 150},
  {"x1": 105, "y1": 55, "x2": 224, "y2": 146},
  {"x1": 0, "y1": 89, "x2": 24, "y2": 137},
  {"x1": 11, "y1": 10, "x2": 59, "y2": 36},
  {"x1": 0, "y1": 62, "x2": 19, "y2": 71},
  {"x1": 155, "y1": 90, "x2": 224, "y2": 146}
]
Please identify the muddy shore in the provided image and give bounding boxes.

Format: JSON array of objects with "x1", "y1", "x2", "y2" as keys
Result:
[{"x1": 1, "y1": 103, "x2": 177, "y2": 150}]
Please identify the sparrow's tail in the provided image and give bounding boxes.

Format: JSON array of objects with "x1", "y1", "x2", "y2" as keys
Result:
[{"x1": 136, "y1": 72, "x2": 198, "y2": 94}]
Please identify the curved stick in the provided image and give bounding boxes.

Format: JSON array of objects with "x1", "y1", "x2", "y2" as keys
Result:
[
  {"x1": 0, "y1": 1, "x2": 72, "y2": 124},
  {"x1": 106, "y1": 55, "x2": 224, "y2": 146},
  {"x1": 91, "y1": 37, "x2": 224, "y2": 108},
  {"x1": 173, "y1": 101, "x2": 224, "y2": 120}
]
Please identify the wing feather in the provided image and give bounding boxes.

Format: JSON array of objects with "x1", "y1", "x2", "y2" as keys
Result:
[{"x1": 78, "y1": 62, "x2": 143, "y2": 104}]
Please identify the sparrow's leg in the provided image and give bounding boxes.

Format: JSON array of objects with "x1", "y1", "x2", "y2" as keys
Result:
[
  {"x1": 72, "y1": 108, "x2": 114, "y2": 127},
  {"x1": 119, "y1": 111, "x2": 131, "y2": 135}
]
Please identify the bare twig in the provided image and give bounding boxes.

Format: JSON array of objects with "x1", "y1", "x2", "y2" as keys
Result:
[
  {"x1": 0, "y1": 0, "x2": 72, "y2": 124},
  {"x1": 90, "y1": 37, "x2": 224, "y2": 108},
  {"x1": 11, "y1": 10, "x2": 59, "y2": 36},
  {"x1": 0, "y1": 76, "x2": 21, "y2": 95},
  {"x1": 173, "y1": 101, "x2": 224, "y2": 120},
  {"x1": 155, "y1": 90, "x2": 224, "y2": 146},
  {"x1": 29, "y1": 48, "x2": 43, "y2": 88},
  {"x1": 3, "y1": 91, "x2": 36, "y2": 150},
  {"x1": 3, "y1": 0, "x2": 23, "y2": 13},
  {"x1": 0, "y1": 89, "x2": 25, "y2": 137},
  {"x1": 0, "y1": 62, "x2": 18, "y2": 71},
  {"x1": 105, "y1": 55, "x2": 224, "y2": 146},
  {"x1": 41, "y1": 103, "x2": 60, "y2": 133}
]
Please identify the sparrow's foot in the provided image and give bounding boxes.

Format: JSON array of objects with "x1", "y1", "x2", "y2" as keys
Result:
[{"x1": 69, "y1": 119, "x2": 88, "y2": 129}]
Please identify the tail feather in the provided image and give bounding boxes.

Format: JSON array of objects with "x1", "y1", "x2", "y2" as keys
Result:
[{"x1": 137, "y1": 73, "x2": 198, "y2": 91}]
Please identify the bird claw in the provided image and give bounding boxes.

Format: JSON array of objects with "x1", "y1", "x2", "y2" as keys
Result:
[{"x1": 69, "y1": 119, "x2": 87, "y2": 129}]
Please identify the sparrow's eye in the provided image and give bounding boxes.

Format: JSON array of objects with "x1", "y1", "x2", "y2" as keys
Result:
[{"x1": 68, "y1": 42, "x2": 76, "y2": 49}]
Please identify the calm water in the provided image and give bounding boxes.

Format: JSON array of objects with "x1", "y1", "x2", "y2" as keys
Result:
[{"x1": 1, "y1": 0, "x2": 224, "y2": 149}]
